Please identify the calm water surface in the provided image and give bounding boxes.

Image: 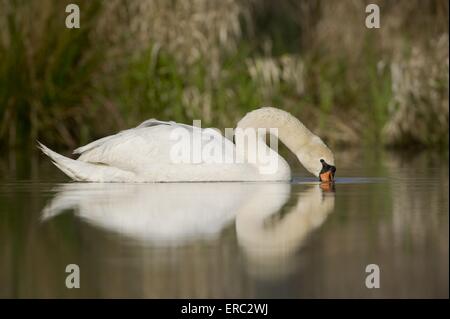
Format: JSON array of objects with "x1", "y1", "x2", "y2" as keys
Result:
[{"x1": 0, "y1": 149, "x2": 448, "y2": 298}]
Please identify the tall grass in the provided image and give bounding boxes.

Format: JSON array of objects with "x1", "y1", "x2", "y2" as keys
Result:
[
  {"x1": 0, "y1": 0, "x2": 109, "y2": 148},
  {"x1": 0, "y1": 0, "x2": 448, "y2": 150}
]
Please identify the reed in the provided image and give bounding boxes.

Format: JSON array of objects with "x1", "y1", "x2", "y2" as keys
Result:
[{"x1": 0, "y1": 0, "x2": 448, "y2": 150}]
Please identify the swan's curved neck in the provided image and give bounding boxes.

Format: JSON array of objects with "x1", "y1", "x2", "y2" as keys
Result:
[
  {"x1": 236, "y1": 107, "x2": 315, "y2": 154},
  {"x1": 235, "y1": 107, "x2": 334, "y2": 177},
  {"x1": 236, "y1": 107, "x2": 314, "y2": 170}
]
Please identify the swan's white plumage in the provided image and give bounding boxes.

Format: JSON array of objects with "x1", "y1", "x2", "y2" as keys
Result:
[{"x1": 39, "y1": 107, "x2": 334, "y2": 182}]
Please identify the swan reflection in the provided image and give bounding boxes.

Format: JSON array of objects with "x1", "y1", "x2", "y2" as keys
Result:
[{"x1": 42, "y1": 182, "x2": 335, "y2": 277}]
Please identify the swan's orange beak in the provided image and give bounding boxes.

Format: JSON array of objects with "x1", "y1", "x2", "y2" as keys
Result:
[{"x1": 319, "y1": 159, "x2": 336, "y2": 182}]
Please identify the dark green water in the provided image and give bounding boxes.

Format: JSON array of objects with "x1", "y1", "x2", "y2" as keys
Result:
[{"x1": 0, "y1": 149, "x2": 448, "y2": 298}]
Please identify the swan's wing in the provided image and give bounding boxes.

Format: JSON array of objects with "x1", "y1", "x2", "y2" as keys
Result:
[
  {"x1": 74, "y1": 120, "x2": 235, "y2": 175},
  {"x1": 136, "y1": 119, "x2": 194, "y2": 130},
  {"x1": 75, "y1": 124, "x2": 176, "y2": 173},
  {"x1": 73, "y1": 119, "x2": 171, "y2": 155}
]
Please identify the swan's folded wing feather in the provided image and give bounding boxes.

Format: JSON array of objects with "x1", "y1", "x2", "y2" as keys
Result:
[
  {"x1": 74, "y1": 123, "x2": 233, "y2": 175},
  {"x1": 73, "y1": 133, "x2": 123, "y2": 155},
  {"x1": 136, "y1": 119, "x2": 172, "y2": 128},
  {"x1": 73, "y1": 119, "x2": 170, "y2": 155},
  {"x1": 76, "y1": 126, "x2": 171, "y2": 173},
  {"x1": 137, "y1": 119, "x2": 196, "y2": 132},
  {"x1": 73, "y1": 119, "x2": 195, "y2": 155}
]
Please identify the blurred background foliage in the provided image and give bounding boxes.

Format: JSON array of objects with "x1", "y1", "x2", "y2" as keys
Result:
[{"x1": 0, "y1": 0, "x2": 448, "y2": 150}]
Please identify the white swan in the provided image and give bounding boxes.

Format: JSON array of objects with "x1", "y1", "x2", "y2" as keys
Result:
[{"x1": 38, "y1": 107, "x2": 336, "y2": 182}]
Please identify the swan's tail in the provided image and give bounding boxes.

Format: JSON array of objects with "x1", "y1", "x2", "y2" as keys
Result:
[
  {"x1": 37, "y1": 142, "x2": 135, "y2": 182},
  {"x1": 37, "y1": 141, "x2": 88, "y2": 181}
]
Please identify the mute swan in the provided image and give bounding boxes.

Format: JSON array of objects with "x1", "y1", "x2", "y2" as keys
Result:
[{"x1": 38, "y1": 107, "x2": 336, "y2": 182}]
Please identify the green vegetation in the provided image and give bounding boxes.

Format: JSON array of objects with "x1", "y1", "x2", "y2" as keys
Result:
[{"x1": 0, "y1": 0, "x2": 448, "y2": 150}]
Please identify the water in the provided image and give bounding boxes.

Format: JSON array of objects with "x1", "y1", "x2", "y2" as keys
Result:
[{"x1": 0, "y1": 149, "x2": 448, "y2": 298}]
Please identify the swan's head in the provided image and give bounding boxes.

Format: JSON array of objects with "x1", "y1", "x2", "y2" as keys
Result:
[
  {"x1": 319, "y1": 159, "x2": 336, "y2": 182},
  {"x1": 295, "y1": 136, "x2": 335, "y2": 181}
]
